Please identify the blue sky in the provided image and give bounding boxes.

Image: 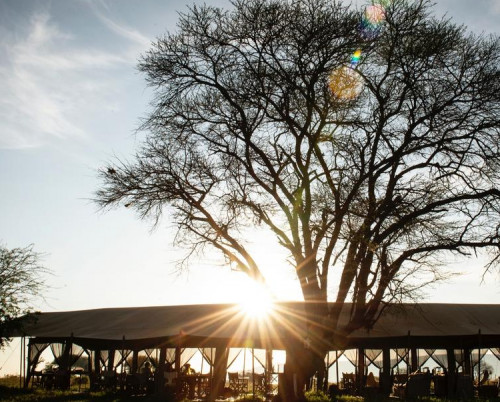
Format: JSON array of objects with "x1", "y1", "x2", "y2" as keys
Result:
[{"x1": 0, "y1": 0, "x2": 499, "y2": 335}]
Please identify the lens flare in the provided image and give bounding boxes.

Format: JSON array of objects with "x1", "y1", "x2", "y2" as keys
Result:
[
  {"x1": 328, "y1": 66, "x2": 363, "y2": 100},
  {"x1": 365, "y1": 4, "x2": 386, "y2": 24},
  {"x1": 328, "y1": 0, "x2": 391, "y2": 101},
  {"x1": 350, "y1": 49, "x2": 362, "y2": 67},
  {"x1": 360, "y1": 2, "x2": 388, "y2": 40}
]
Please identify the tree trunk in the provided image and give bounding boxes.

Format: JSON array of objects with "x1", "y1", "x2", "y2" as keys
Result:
[
  {"x1": 281, "y1": 300, "x2": 331, "y2": 401},
  {"x1": 283, "y1": 341, "x2": 327, "y2": 401},
  {"x1": 209, "y1": 343, "x2": 229, "y2": 402}
]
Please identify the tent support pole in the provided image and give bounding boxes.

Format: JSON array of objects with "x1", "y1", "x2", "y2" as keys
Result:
[
  {"x1": 381, "y1": 348, "x2": 391, "y2": 396},
  {"x1": 464, "y1": 348, "x2": 471, "y2": 376},
  {"x1": 19, "y1": 337, "x2": 25, "y2": 388},
  {"x1": 156, "y1": 344, "x2": 167, "y2": 394},
  {"x1": 357, "y1": 348, "x2": 365, "y2": 391},
  {"x1": 335, "y1": 350, "x2": 339, "y2": 386},
  {"x1": 447, "y1": 349, "x2": 456, "y2": 398}
]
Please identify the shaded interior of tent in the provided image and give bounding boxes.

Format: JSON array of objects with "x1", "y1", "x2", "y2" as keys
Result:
[{"x1": 14, "y1": 302, "x2": 500, "y2": 399}]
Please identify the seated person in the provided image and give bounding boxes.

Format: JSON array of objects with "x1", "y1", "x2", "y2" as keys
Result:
[
  {"x1": 366, "y1": 371, "x2": 377, "y2": 387},
  {"x1": 142, "y1": 361, "x2": 153, "y2": 378},
  {"x1": 181, "y1": 363, "x2": 195, "y2": 375},
  {"x1": 164, "y1": 362, "x2": 177, "y2": 387}
]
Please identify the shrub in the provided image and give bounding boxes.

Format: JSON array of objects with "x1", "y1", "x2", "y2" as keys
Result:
[{"x1": 305, "y1": 390, "x2": 330, "y2": 402}]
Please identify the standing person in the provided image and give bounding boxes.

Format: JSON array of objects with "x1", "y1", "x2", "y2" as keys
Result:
[
  {"x1": 480, "y1": 369, "x2": 489, "y2": 385},
  {"x1": 140, "y1": 361, "x2": 153, "y2": 393}
]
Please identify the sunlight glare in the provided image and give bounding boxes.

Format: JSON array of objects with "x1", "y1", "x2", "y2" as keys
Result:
[{"x1": 238, "y1": 280, "x2": 274, "y2": 319}]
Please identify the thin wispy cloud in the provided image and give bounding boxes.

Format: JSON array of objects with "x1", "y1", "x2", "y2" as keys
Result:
[
  {"x1": 0, "y1": 10, "x2": 129, "y2": 149},
  {"x1": 92, "y1": 7, "x2": 151, "y2": 50}
]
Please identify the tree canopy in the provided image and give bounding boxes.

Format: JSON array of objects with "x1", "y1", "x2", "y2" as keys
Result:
[
  {"x1": 0, "y1": 244, "x2": 48, "y2": 346},
  {"x1": 97, "y1": 0, "x2": 500, "y2": 335}
]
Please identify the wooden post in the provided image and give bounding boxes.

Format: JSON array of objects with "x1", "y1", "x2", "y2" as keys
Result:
[
  {"x1": 25, "y1": 341, "x2": 32, "y2": 388},
  {"x1": 63, "y1": 341, "x2": 71, "y2": 370},
  {"x1": 325, "y1": 351, "x2": 329, "y2": 390},
  {"x1": 19, "y1": 337, "x2": 25, "y2": 388},
  {"x1": 410, "y1": 348, "x2": 418, "y2": 372},
  {"x1": 464, "y1": 348, "x2": 471, "y2": 376},
  {"x1": 357, "y1": 348, "x2": 365, "y2": 391},
  {"x1": 87, "y1": 350, "x2": 92, "y2": 378},
  {"x1": 447, "y1": 349, "x2": 456, "y2": 398},
  {"x1": 478, "y1": 329, "x2": 482, "y2": 386},
  {"x1": 252, "y1": 348, "x2": 255, "y2": 399},
  {"x1": 156, "y1": 345, "x2": 167, "y2": 394},
  {"x1": 381, "y1": 348, "x2": 391, "y2": 396},
  {"x1": 175, "y1": 343, "x2": 182, "y2": 397},
  {"x1": 108, "y1": 350, "x2": 115, "y2": 372},
  {"x1": 175, "y1": 346, "x2": 181, "y2": 373},
  {"x1": 132, "y1": 350, "x2": 139, "y2": 374},
  {"x1": 94, "y1": 350, "x2": 101, "y2": 374},
  {"x1": 335, "y1": 350, "x2": 339, "y2": 385},
  {"x1": 120, "y1": 336, "x2": 125, "y2": 392},
  {"x1": 266, "y1": 349, "x2": 273, "y2": 397}
]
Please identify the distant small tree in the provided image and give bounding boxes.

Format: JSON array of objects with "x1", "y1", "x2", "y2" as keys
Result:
[{"x1": 0, "y1": 244, "x2": 49, "y2": 347}]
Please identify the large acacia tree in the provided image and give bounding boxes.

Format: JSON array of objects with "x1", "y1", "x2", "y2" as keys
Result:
[{"x1": 97, "y1": 0, "x2": 500, "y2": 393}]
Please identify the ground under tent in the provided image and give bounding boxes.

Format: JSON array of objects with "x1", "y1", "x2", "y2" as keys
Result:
[{"x1": 13, "y1": 302, "x2": 500, "y2": 400}]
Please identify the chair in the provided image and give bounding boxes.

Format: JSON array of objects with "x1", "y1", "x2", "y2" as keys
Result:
[
  {"x1": 478, "y1": 385, "x2": 498, "y2": 398},
  {"x1": 253, "y1": 373, "x2": 266, "y2": 395},
  {"x1": 456, "y1": 374, "x2": 473, "y2": 399},
  {"x1": 54, "y1": 370, "x2": 70, "y2": 390},
  {"x1": 197, "y1": 374, "x2": 211, "y2": 398},
  {"x1": 101, "y1": 370, "x2": 117, "y2": 391},
  {"x1": 342, "y1": 372, "x2": 356, "y2": 393},
  {"x1": 164, "y1": 371, "x2": 177, "y2": 388},
  {"x1": 405, "y1": 373, "x2": 431, "y2": 398},
  {"x1": 392, "y1": 373, "x2": 409, "y2": 398},
  {"x1": 125, "y1": 374, "x2": 140, "y2": 394},
  {"x1": 30, "y1": 371, "x2": 43, "y2": 388},
  {"x1": 433, "y1": 374, "x2": 447, "y2": 397},
  {"x1": 228, "y1": 371, "x2": 248, "y2": 395},
  {"x1": 176, "y1": 376, "x2": 191, "y2": 400},
  {"x1": 393, "y1": 373, "x2": 408, "y2": 386}
]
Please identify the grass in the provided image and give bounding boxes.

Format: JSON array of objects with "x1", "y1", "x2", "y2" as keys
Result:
[
  {"x1": 0, "y1": 386, "x2": 171, "y2": 402},
  {"x1": 2, "y1": 388, "x2": 500, "y2": 402},
  {"x1": 0, "y1": 375, "x2": 168, "y2": 402},
  {"x1": 2, "y1": 377, "x2": 500, "y2": 402}
]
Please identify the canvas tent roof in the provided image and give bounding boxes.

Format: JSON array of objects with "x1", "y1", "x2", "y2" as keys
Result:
[
  {"x1": 347, "y1": 303, "x2": 500, "y2": 348},
  {"x1": 18, "y1": 302, "x2": 500, "y2": 350},
  {"x1": 20, "y1": 302, "x2": 500, "y2": 348}
]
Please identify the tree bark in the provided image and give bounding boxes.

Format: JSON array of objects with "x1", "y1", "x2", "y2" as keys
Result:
[
  {"x1": 209, "y1": 343, "x2": 229, "y2": 402},
  {"x1": 281, "y1": 300, "x2": 331, "y2": 401}
]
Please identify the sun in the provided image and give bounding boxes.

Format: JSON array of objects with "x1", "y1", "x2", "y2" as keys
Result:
[{"x1": 238, "y1": 280, "x2": 274, "y2": 319}]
